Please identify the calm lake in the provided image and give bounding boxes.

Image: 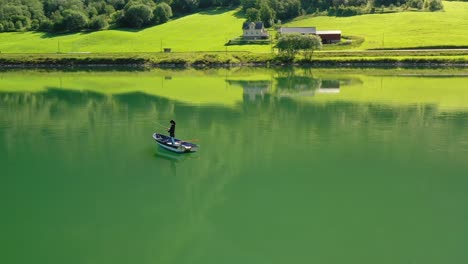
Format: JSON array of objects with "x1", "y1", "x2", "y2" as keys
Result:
[{"x1": 1, "y1": 68, "x2": 468, "y2": 264}]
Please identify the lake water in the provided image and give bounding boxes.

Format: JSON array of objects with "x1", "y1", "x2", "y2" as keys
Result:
[{"x1": 1, "y1": 68, "x2": 468, "y2": 264}]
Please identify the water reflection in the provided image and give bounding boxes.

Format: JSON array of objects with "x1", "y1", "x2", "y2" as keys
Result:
[
  {"x1": 227, "y1": 74, "x2": 346, "y2": 100},
  {"x1": 1, "y1": 68, "x2": 468, "y2": 264}
]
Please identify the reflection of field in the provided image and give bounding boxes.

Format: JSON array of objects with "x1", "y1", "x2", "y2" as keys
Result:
[
  {"x1": 0, "y1": 69, "x2": 244, "y2": 107},
  {"x1": 1, "y1": 69, "x2": 467, "y2": 112},
  {"x1": 309, "y1": 75, "x2": 468, "y2": 112}
]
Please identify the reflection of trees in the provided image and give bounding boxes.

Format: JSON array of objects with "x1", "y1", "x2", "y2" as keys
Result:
[
  {"x1": 275, "y1": 75, "x2": 321, "y2": 96},
  {"x1": 226, "y1": 68, "x2": 353, "y2": 99},
  {"x1": 274, "y1": 67, "x2": 321, "y2": 96},
  {"x1": 0, "y1": 89, "x2": 243, "y2": 264},
  {"x1": 2, "y1": 83, "x2": 468, "y2": 263}
]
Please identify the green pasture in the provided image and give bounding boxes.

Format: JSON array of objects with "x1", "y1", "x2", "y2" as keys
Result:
[
  {"x1": 0, "y1": 1, "x2": 466, "y2": 53},
  {"x1": 0, "y1": 9, "x2": 262, "y2": 53},
  {"x1": 289, "y1": 1, "x2": 468, "y2": 50}
]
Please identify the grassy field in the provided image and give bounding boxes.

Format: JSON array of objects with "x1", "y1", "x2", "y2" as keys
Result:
[
  {"x1": 0, "y1": 9, "x2": 251, "y2": 53},
  {"x1": 0, "y1": 1, "x2": 466, "y2": 53},
  {"x1": 289, "y1": 1, "x2": 468, "y2": 50}
]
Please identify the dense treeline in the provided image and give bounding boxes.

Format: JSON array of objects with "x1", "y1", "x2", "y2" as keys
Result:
[
  {"x1": 0, "y1": 0, "x2": 443, "y2": 33},
  {"x1": 0, "y1": 0, "x2": 240, "y2": 32}
]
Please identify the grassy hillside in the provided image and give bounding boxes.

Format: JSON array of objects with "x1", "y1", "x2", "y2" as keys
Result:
[
  {"x1": 0, "y1": 9, "x2": 256, "y2": 53},
  {"x1": 289, "y1": 1, "x2": 468, "y2": 50},
  {"x1": 0, "y1": 2, "x2": 466, "y2": 53}
]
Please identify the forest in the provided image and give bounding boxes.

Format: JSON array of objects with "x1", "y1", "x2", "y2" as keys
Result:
[{"x1": 0, "y1": 0, "x2": 443, "y2": 32}]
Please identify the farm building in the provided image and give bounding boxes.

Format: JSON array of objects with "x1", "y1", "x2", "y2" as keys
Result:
[
  {"x1": 242, "y1": 22, "x2": 269, "y2": 40},
  {"x1": 279, "y1": 27, "x2": 341, "y2": 44},
  {"x1": 317, "y1": 30, "x2": 342, "y2": 44},
  {"x1": 278, "y1": 27, "x2": 316, "y2": 35}
]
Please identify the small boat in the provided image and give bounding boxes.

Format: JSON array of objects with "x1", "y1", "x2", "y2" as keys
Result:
[{"x1": 153, "y1": 133, "x2": 199, "y2": 153}]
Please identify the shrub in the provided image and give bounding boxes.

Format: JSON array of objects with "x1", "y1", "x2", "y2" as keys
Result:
[
  {"x1": 38, "y1": 19, "x2": 54, "y2": 32},
  {"x1": 89, "y1": 15, "x2": 108, "y2": 30},
  {"x1": 408, "y1": 0, "x2": 424, "y2": 9},
  {"x1": 424, "y1": 0, "x2": 443, "y2": 11},
  {"x1": 123, "y1": 4, "x2": 153, "y2": 28},
  {"x1": 153, "y1": 3, "x2": 173, "y2": 24},
  {"x1": 62, "y1": 10, "x2": 89, "y2": 31}
]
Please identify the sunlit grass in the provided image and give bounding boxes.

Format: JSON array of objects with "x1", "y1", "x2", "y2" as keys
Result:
[
  {"x1": 289, "y1": 1, "x2": 468, "y2": 50},
  {"x1": 0, "y1": 2, "x2": 466, "y2": 53}
]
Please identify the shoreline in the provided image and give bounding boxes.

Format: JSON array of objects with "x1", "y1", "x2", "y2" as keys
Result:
[{"x1": 0, "y1": 52, "x2": 467, "y2": 69}]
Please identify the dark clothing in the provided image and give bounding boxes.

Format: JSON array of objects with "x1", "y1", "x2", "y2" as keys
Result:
[{"x1": 168, "y1": 124, "x2": 175, "y2": 137}]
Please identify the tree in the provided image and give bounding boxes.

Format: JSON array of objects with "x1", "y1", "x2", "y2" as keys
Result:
[
  {"x1": 172, "y1": 0, "x2": 199, "y2": 14},
  {"x1": 89, "y1": 15, "x2": 108, "y2": 30},
  {"x1": 62, "y1": 9, "x2": 88, "y2": 31},
  {"x1": 241, "y1": 0, "x2": 257, "y2": 11},
  {"x1": 424, "y1": 0, "x2": 443, "y2": 11},
  {"x1": 123, "y1": 4, "x2": 153, "y2": 28},
  {"x1": 276, "y1": 33, "x2": 302, "y2": 59},
  {"x1": 245, "y1": 8, "x2": 259, "y2": 22},
  {"x1": 153, "y1": 3, "x2": 172, "y2": 24},
  {"x1": 276, "y1": 33, "x2": 322, "y2": 60},
  {"x1": 259, "y1": 2, "x2": 274, "y2": 27},
  {"x1": 299, "y1": 34, "x2": 322, "y2": 61}
]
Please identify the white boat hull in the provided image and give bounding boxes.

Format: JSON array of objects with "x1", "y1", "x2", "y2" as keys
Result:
[{"x1": 153, "y1": 133, "x2": 199, "y2": 153}]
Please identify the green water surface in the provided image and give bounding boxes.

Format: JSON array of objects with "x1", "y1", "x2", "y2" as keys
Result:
[{"x1": 1, "y1": 68, "x2": 468, "y2": 264}]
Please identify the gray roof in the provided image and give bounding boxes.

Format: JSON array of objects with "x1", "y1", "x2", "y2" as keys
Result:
[
  {"x1": 243, "y1": 22, "x2": 264, "y2": 30},
  {"x1": 316, "y1": 30, "x2": 341, "y2": 35},
  {"x1": 279, "y1": 27, "x2": 316, "y2": 34}
]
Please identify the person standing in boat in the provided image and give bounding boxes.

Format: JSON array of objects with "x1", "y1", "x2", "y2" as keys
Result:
[{"x1": 167, "y1": 120, "x2": 176, "y2": 145}]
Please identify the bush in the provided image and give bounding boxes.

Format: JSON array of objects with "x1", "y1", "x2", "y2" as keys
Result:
[
  {"x1": 153, "y1": 3, "x2": 173, "y2": 24},
  {"x1": 123, "y1": 4, "x2": 153, "y2": 28},
  {"x1": 38, "y1": 19, "x2": 54, "y2": 32},
  {"x1": 424, "y1": 0, "x2": 443, "y2": 11},
  {"x1": 335, "y1": 5, "x2": 362, "y2": 16},
  {"x1": 89, "y1": 15, "x2": 108, "y2": 30},
  {"x1": 62, "y1": 10, "x2": 89, "y2": 31},
  {"x1": 408, "y1": 0, "x2": 424, "y2": 9},
  {"x1": 245, "y1": 8, "x2": 259, "y2": 22},
  {"x1": 30, "y1": 19, "x2": 40, "y2": 30}
]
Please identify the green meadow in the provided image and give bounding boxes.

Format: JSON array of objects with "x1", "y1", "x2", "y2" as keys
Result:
[
  {"x1": 289, "y1": 1, "x2": 468, "y2": 50},
  {"x1": 0, "y1": 1, "x2": 466, "y2": 53}
]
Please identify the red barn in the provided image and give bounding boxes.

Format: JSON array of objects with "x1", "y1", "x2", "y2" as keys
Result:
[
  {"x1": 316, "y1": 30, "x2": 342, "y2": 44},
  {"x1": 278, "y1": 27, "x2": 342, "y2": 44}
]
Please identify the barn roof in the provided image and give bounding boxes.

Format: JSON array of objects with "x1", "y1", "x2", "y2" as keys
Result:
[
  {"x1": 316, "y1": 30, "x2": 342, "y2": 35},
  {"x1": 279, "y1": 27, "x2": 316, "y2": 34}
]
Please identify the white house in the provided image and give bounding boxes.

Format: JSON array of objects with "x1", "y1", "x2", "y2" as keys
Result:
[{"x1": 242, "y1": 22, "x2": 269, "y2": 40}]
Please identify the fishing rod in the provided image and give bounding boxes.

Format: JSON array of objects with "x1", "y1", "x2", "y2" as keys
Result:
[{"x1": 154, "y1": 121, "x2": 168, "y2": 129}]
